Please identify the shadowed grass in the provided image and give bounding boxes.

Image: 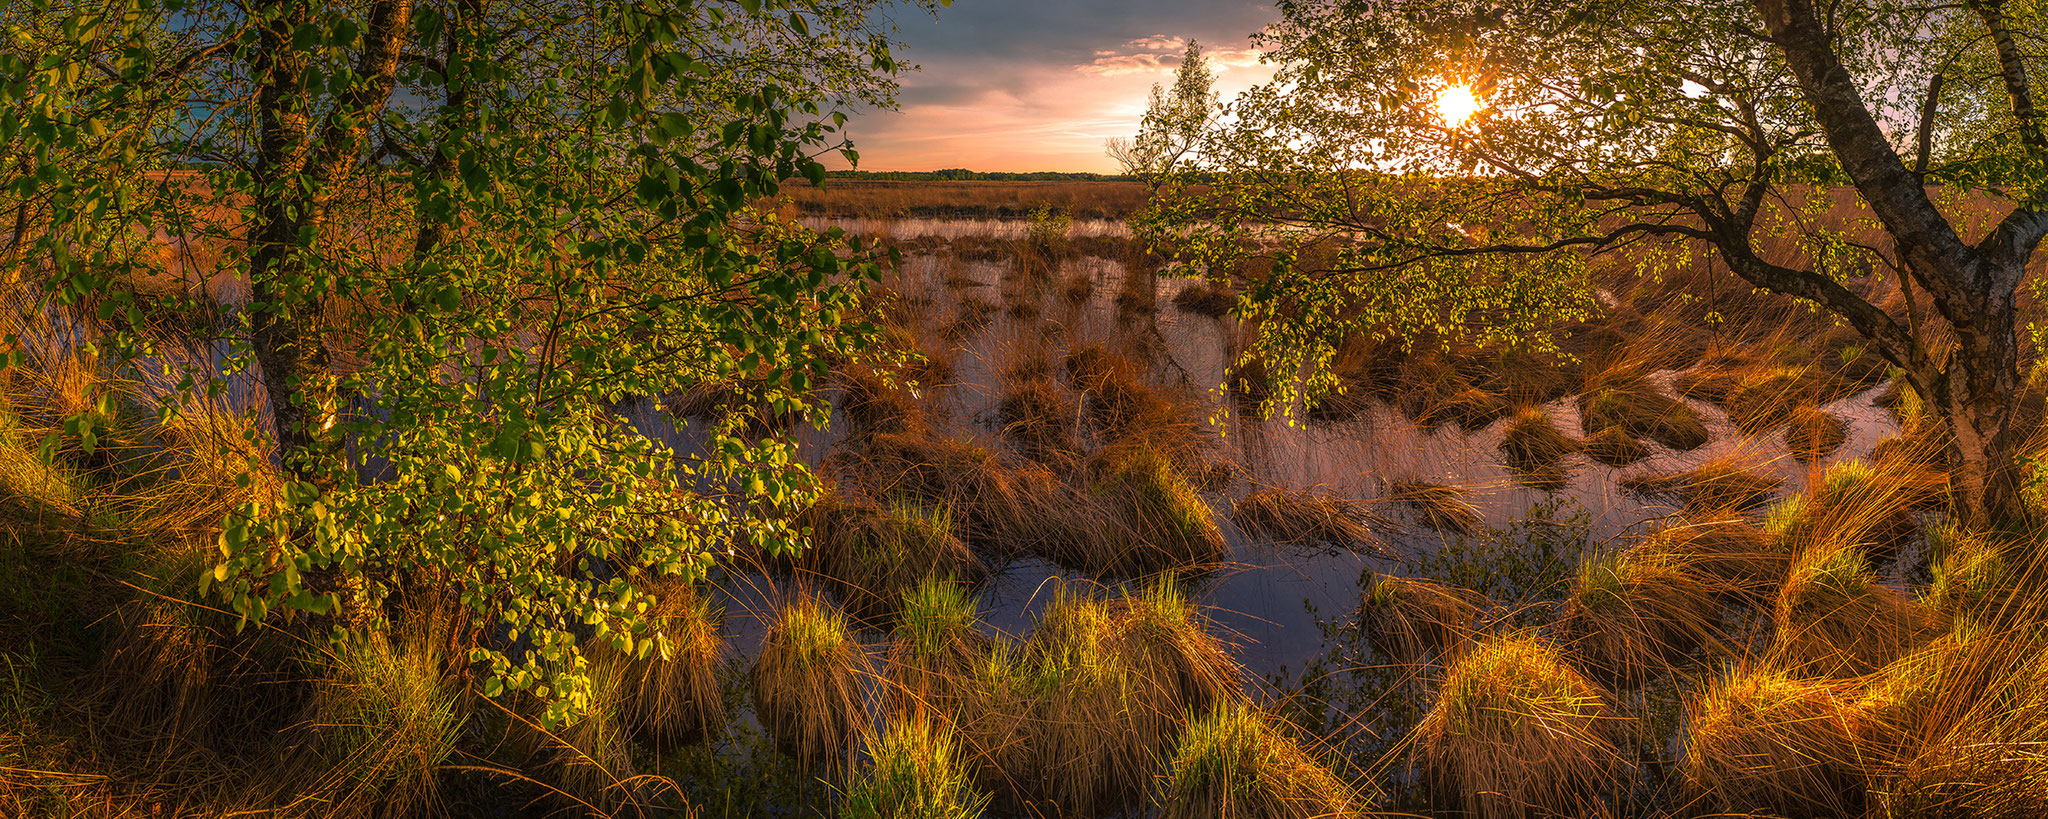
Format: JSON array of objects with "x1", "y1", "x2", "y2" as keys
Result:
[
  {"x1": 1358, "y1": 575, "x2": 1482, "y2": 667},
  {"x1": 802, "y1": 493, "x2": 981, "y2": 625},
  {"x1": 1785, "y1": 405, "x2": 1849, "y2": 463}
]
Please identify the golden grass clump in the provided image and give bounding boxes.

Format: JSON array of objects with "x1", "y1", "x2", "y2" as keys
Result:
[
  {"x1": 1415, "y1": 632, "x2": 1628, "y2": 819},
  {"x1": 984, "y1": 581, "x2": 1246, "y2": 816},
  {"x1": 885, "y1": 578, "x2": 993, "y2": 719},
  {"x1": 300, "y1": 634, "x2": 463, "y2": 818},
  {"x1": 840, "y1": 365, "x2": 929, "y2": 437},
  {"x1": 1079, "y1": 443, "x2": 1227, "y2": 576},
  {"x1": 841, "y1": 715, "x2": 992, "y2": 819},
  {"x1": 996, "y1": 376, "x2": 1079, "y2": 465},
  {"x1": 1785, "y1": 405, "x2": 1850, "y2": 463},
  {"x1": 1862, "y1": 619, "x2": 2048, "y2": 818},
  {"x1": 802, "y1": 493, "x2": 981, "y2": 625},
  {"x1": 1155, "y1": 702, "x2": 1364, "y2": 819},
  {"x1": 751, "y1": 594, "x2": 875, "y2": 774},
  {"x1": 1579, "y1": 425, "x2": 1650, "y2": 467},
  {"x1": 1230, "y1": 488, "x2": 1389, "y2": 557},
  {"x1": 1499, "y1": 407, "x2": 1579, "y2": 475},
  {"x1": 1443, "y1": 386, "x2": 1510, "y2": 432},
  {"x1": 1922, "y1": 524, "x2": 2014, "y2": 619},
  {"x1": 614, "y1": 581, "x2": 725, "y2": 746},
  {"x1": 1577, "y1": 375, "x2": 1710, "y2": 451},
  {"x1": 855, "y1": 430, "x2": 1068, "y2": 556},
  {"x1": 1768, "y1": 457, "x2": 1941, "y2": 565},
  {"x1": 1634, "y1": 517, "x2": 1789, "y2": 608},
  {"x1": 1386, "y1": 478, "x2": 1481, "y2": 536},
  {"x1": 1681, "y1": 667, "x2": 1873, "y2": 817},
  {"x1": 1620, "y1": 456, "x2": 1783, "y2": 514},
  {"x1": 1556, "y1": 545, "x2": 1720, "y2": 686},
  {"x1": 1011, "y1": 591, "x2": 1153, "y2": 815},
  {"x1": 1771, "y1": 542, "x2": 1944, "y2": 678},
  {"x1": 1358, "y1": 575, "x2": 1482, "y2": 667}
]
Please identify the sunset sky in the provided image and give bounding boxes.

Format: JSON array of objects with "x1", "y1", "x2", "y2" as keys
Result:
[{"x1": 830, "y1": 0, "x2": 1283, "y2": 174}]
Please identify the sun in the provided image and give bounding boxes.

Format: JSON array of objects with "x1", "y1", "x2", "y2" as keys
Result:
[{"x1": 1437, "y1": 84, "x2": 1483, "y2": 128}]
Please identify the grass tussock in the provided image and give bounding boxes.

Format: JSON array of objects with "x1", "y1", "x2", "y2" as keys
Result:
[
  {"x1": 1621, "y1": 456, "x2": 1784, "y2": 514},
  {"x1": 1725, "y1": 365, "x2": 1843, "y2": 435},
  {"x1": 1155, "y1": 702, "x2": 1363, "y2": 819},
  {"x1": 538, "y1": 660, "x2": 649, "y2": 816},
  {"x1": 885, "y1": 578, "x2": 993, "y2": 720},
  {"x1": 841, "y1": 365, "x2": 929, "y2": 437},
  {"x1": 802, "y1": 493, "x2": 981, "y2": 625},
  {"x1": 613, "y1": 581, "x2": 725, "y2": 746},
  {"x1": 1785, "y1": 405, "x2": 1850, "y2": 463},
  {"x1": 1172, "y1": 281, "x2": 1237, "y2": 318},
  {"x1": 1499, "y1": 407, "x2": 1579, "y2": 474},
  {"x1": 841, "y1": 714, "x2": 991, "y2": 819},
  {"x1": 1772, "y1": 542, "x2": 1944, "y2": 678},
  {"x1": 996, "y1": 376, "x2": 1079, "y2": 466},
  {"x1": 1230, "y1": 488, "x2": 1389, "y2": 557},
  {"x1": 1579, "y1": 425, "x2": 1650, "y2": 467},
  {"x1": 1555, "y1": 546, "x2": 1720, "y2": 686},
  {"x1": 1577, "y1": 374, "x2": 1710, "y2": 451},
  {"x1": 969, "y1": 581, "x2": 1245, "y2": 816},
  {"x1": 1768, "y1": 457, "x2": 1943, "y2": 565},
  {"x1": 301, "y1": 633, "x2": 464, "y2": 818},
  {"x1": 1415, "y1": 633, "x2": 1628, "y2": 819},
  {"x1": 1922, "y1": 524, "x2": 2015, "y2": 619},
  {"x1": 1387, "y1": 479, "x2": 1482, "y2": 536},
  {"x1": 1681, "y1": 668, "x2": 1874, "y2": 817},
  {"x1": 751, "y1": 594, "x2": 874, "y2": 774},
  {"x1": 1634, "y1": 517, "x2": 1790, "y2": 609},
  {"x1": 1359, "y1": 575, "x2": 1482, "y2": 667},
  {"x1": 1078, "y1": 443, "x2": 1227, "y2": 577},
  {"x1": 1861, "y1": 615, "x2": 2048, "y2": 818},
  {"x1": 853, "y1": 430, "x2": 1068, "y2": 558}
]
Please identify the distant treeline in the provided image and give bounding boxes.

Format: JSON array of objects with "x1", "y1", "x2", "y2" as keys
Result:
[{"x1": 824, "y1": 169, "x2": 1139, "y2": 182}]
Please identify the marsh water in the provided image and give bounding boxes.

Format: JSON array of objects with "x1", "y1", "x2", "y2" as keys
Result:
[{"x1": 634, "y1": 217, "x2": 1903, "y2": 681}]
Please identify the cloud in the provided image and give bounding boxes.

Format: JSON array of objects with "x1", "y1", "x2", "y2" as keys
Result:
[{"x1": 828, "y1": 0, "x2": 1284, "y2": 172}]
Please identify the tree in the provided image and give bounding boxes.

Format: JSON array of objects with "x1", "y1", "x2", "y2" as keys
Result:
[
  {"x1": 1107, "y1": 38, "x2": 1217, "y2": 177},
  {"x1": 2, "y1": 0, "x2": 941, "y2": 722},
  {"x1": 1144, "y1": 0, "x2": 2048, "y2": 525}
]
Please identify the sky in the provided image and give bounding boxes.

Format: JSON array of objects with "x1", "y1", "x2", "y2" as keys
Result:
[{"x1": 829, "y1": 0, "x2": 1284, "y2": 174}]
